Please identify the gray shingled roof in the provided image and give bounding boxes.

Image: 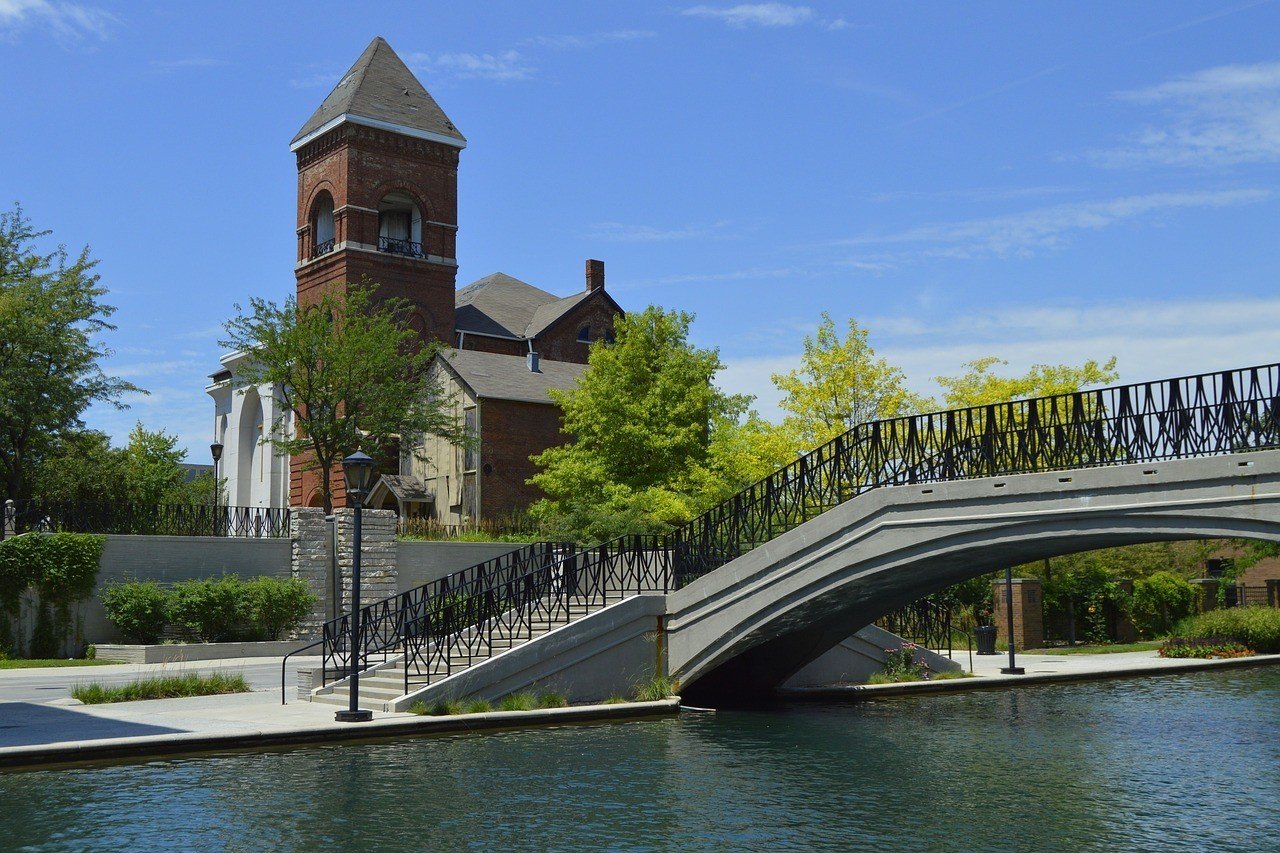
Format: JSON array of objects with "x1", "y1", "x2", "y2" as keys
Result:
[
  {"x1": 454, "y1": 272, "x2": 560, "y2": 338},
  {"x1": 292, "y1": 37, "x2": 466, "y2": 149},
  {"x1": 376, "y1": 474, "x2": 434, "y2": 503},
  {"x1": 440, "y1": 349, "x2": 586, "y2": 404}
]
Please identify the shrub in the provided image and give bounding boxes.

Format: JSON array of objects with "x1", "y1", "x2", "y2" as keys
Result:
[
  {"x1": 873, "y1": 644, "x2": 929, "y2": 683},
  {"x1": 1176, "y1": 606, "x2": 1280, "y2": 654},
  {"x1": 633, "y1": 675, "x2": 679, "y2": 702},
  {"x1": 101, "y1": 580, "x2": 169, "y2": 644},
  {"x1": 1159, "y1": 637, "x2": 1254, "y2": 659},
  {"x1": 429, "y1": 697, "x2": 467, "y2": 716},
  {"x1": 72, "y1": 672, "x2": 249, "y2": 704},
  {"x1": 537, "y1": 691, "x2": 568, "y2": 708},
  {"x1": 1131, "y1": 571, "x2": 1196, "y2": 638},
  {"x1": 243, "y1": 577, "x2": 316, "y2": 641},
  {"x1": 498, "y1": 691, "x2": 538, "y2": 712},
  {"x1": 407, "y1": 700, "x2": 429, "y2": 715},
  {"x1": 463, "y1": 698, "x2": 492, "y2": 714},
  {"x1": 168, "y1": 575, "x2": 247, "y2": 643},
  {"x1": 0, "y1": 533, "x2": 41, "y2": 614}
]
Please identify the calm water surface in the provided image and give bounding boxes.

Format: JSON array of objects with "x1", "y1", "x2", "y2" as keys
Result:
[{"x1": 2, "y1": 668, "x2": 1277, "y2": 851}]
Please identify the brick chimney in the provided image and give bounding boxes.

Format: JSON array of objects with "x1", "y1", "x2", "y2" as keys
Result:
[{"x1": 585, "y1": 259, "x2": 605, "y2": 293}]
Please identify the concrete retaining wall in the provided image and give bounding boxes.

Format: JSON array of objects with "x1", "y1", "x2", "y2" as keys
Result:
[
  {"x1": 395, "y1": 541, "x2": 522, "y2": 591},
  {"x1": 95, "y1": 640, "x2": 310, "y2": 664},
  {"x1": 783, "y1": 624, "x2": 962, "y2": 687}
]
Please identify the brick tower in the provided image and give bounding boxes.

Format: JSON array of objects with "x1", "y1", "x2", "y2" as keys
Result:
[{"x1": 289, "y1": 36, "x2": 465, "y2": 507}]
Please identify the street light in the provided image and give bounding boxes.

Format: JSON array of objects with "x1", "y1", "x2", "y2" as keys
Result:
[
  {"x1": 336, "y1": 449, "x2": 376, "y2": 723},
  {"x1": 210, "y1": 442, "x2": 223, "y2": 537},
  {"x1": 1000, "y1": 565, "x2": 1025, "y2": 675}
]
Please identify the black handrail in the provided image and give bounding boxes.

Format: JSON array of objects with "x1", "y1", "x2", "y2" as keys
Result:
[
  {"x1": 316, "y1": 361, "x2": 1280, "y2": 696},
  {"x1": 280, "y1": 637, "x2": 324, "y2": 705}
]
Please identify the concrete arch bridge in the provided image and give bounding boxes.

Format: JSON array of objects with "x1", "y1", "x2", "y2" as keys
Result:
[{"x1": 307, "y1": 363, "x2": 1280, "y2": 710}]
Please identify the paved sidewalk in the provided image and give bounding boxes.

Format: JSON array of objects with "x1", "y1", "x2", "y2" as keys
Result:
[
  {"x1": 780, "y1": 649, "x2": 1280, "y2": 699},
  {"x1": 0, "y1": 655, "x2": 322, "y2": 703}
]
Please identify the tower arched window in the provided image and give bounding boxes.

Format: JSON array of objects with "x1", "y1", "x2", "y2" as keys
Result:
[
  {"x1": 378, "y1": 191, "x2": 423, "y2": 257},
  {"x1": 311, "y1": 192, "x2": 335, "y2": 258}
]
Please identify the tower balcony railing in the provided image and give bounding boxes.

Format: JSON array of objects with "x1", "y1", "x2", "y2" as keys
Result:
[
  {"x1": 378, "y1": 235, "x2": 425, "y2": 258},
  {"x1": 310, "y1": 238, "x2": 335, "y2": 259}
]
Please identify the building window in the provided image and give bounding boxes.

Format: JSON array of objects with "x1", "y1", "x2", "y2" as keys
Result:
[
  {"x1": 578, "y1": 325, "x2": 591, "y2": 342},
  {"x1": 378, "y1": 191, "x2": 423, "y2": 257},
  {"x1": 311, "y1": 192, "x2": 335, "y2": 258},
  {"x1": 463, "y1": 408, "x2": 477, "y2": 472}
]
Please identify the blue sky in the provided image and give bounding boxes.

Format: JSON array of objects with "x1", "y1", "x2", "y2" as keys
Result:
[{"x1": 3, "y1": 1, "x2": 1280, "y2": 462}]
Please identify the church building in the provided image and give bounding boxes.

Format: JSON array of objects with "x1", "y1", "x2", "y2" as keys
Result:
[{"x1": 208, "y1": 37, "x2": 622, "y2": 518}]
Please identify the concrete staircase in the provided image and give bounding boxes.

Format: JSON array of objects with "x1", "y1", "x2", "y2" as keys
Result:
[{"x1": 310, "y1": 602, "x2": 605, "y2": 710}]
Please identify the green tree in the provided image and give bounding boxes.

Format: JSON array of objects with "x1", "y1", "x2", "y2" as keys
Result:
[
  {"x1": 529, "y1": 306, "x2": 750, "y2": 541},
  {"x1": 0, "y1": 203, "x2": 140, "y2": 500},
  {"x1": 35, "y1": 430, "x2": 127, "y2": 505},
  {"x1": 222, "y1": 285, "x2": 466, "y2": 512},
  {"x1": 772, "y1": 313, "x2": 929, "y2": 449},
  {"x1": 36, "y1": 424, "x2": 220, "y2": 506},
  {"x1": 935, "y1": 356, "x2": 1119, "y2": 409}
]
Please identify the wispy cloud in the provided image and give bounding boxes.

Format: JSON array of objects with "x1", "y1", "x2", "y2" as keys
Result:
[
  {"x1": 616, "y1": 266, "x2": 804, "y2": 290},
  {"x1": 526, "y1": 29, "x2": 656, "y2": 50},
  {"x1": 832, "y1": 188, "x2": 1271, "y2": 263},
  {"x1": 409, "y1": 50, "x2": 534, "y2": 83},
  {"x1": 585, "y1": 220, "x2": 733, "y2": 242},
  {"x1": 150, "y1": 57, "x2": 226, "y2": 73},
  {"x1": 681, "y1": 3, "x2": 815, "y2": 28},
  {"x1": 290, "y1": 71, "x2": 339, "y2": 90},
  {"x1": 868, "y1": 185, "x2": 1083, "y2": 203},
  {"x1": 0, "y1": 0, "x2": 113, "y2": 43},
  {"x1": 720, "y1": 295, "x2": 1280, "y2": 420},
  {"x1": 1091, "y1": 61, "x2": 1280, "y2": 167}
]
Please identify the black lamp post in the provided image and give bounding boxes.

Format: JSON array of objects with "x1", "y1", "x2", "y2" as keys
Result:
[
  {"x1": 1000, "y1": 565, "x2": 1025, "y2": 675},
  {"x1": 336, "y1": 450, "x2": 376, "y2": 723},
  {"x1": 210, "y1": 442, "x2": 223, "y2": 537}
]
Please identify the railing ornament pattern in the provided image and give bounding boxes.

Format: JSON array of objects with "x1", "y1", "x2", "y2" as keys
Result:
[
  {"x1": 0, "y1": 501, "x2": 290, "y2": 539},
  {"x1": 319, "y1": 361, "x2": 1280, "y2": 695}
]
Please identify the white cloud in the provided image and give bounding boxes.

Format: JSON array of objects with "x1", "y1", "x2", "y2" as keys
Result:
[
  {"x1": 585, "y1": 220, "x2": 732, "y2": 242},
  {"x1": 526, "y1": 30, "x2": 656, "y2": 49},
  {"x1": 681, "y1": 3, "x2": 814, "y2": 28},
  {"x1": 719, "y1": 295, "x2": 1280, "y2": 421},
  {"x1": 1093, "y1": 61, "x2": 1280, "y2": 167},
  {"x1": 833, "y1": 188, "x2": 1271, "y2": 262},
  {"x1": 0, "y1": 0, "x2": 112, "y2": 42},
  {"x1": 410, "y1": 50, "x2": 534, "y2": 83}
]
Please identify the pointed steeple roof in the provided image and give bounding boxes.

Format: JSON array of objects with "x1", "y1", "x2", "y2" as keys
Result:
[{"x1": 291, "y1": 37, "x2": 466, "y2": 151}]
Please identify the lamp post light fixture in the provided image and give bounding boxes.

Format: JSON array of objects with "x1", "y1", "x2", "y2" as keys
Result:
[
  {"x1": 1000, "y1": 565, "x2": 1025, "y2": 675},
  {"x1": 210, "y1": 442, "x2": 223, "y2": 537},
  {"x1": 336, "y1": 450, "x2": 376, "y2": 723}
]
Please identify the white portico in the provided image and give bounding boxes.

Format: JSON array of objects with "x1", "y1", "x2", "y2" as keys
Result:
[{"x1": 206, "y1": 351, "x2": 292, "y2": 508}]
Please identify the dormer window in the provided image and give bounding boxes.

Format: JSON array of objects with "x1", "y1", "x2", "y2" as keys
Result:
[
  {"x1": 311, "y1": 192, "x2": 335, "y2": 258},
  {"x1": 378, "y1": 191, "x2": 423, "y2": 257},
  {"x1": 578, "y1": 325, "x2": 591, "y2": 342}
]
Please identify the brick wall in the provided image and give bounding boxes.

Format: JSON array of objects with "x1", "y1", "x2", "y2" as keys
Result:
[
  {"x1": 536, "y1": 296, "x2": 620, "y2": 363},
  {"x1": 478, "y1": 398, "x2": 567, "y2": 519},
  {"x1": 992, "y1": 577, "x2": 1044, "y2": 651}
]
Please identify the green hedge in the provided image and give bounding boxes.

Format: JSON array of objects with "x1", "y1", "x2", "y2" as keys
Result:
[
  {"x1": 1131, "y1": 571, "x2": 1197, "y2": 638},
  {"x1": 1175, "y1": 607, "x2": 1280, "y2": 654},
  {"x1": 102, "y1": 575, "x2": 316, "y2": 644}
]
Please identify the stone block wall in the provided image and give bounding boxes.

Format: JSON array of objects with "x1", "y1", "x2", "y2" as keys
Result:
[
  {"x1": 335, "y1": 508, "x2": 398, "y2": 609},
  {"x1": 290, "y1": 507, "x2": 333, "y2": 637}
]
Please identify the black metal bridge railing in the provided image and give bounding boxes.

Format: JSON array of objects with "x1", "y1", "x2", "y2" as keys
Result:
[{"x1": 317, "y1": 361, "x2": 1280, "y2": 696}]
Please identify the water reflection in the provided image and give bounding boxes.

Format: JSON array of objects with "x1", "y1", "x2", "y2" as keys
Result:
[{"x1": 1, "y1": 668, "x2": 1277, "y2": 850}]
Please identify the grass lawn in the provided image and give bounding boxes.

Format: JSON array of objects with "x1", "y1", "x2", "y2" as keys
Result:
[
  {"x1": 72, "y1": 672, "x2": 250, "y2": 704},
  {"x1": 1029, "y1": 640, "x2": 1164, "y2": 656},
  {"x1": 0, "y1": 658, "x2": 121, "y2": 669}
]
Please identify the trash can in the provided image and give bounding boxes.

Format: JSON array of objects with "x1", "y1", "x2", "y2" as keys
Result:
[{"x1": 975, "y1": 625, "x2": 998, "y2": 655}]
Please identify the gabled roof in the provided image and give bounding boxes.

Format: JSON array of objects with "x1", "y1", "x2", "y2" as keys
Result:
[
  {"x1": 454, "y1": 272, "x2": 560, "y2": 338},
  {"x1": 525, "y1": 290, "x2": 592, "y2": 338},
  {"x1": 438, "y1": 349, "x2": 587, "y2": 405},
  {"x1": 291, "y1": 36, "x2": 466, "y2": 151}
]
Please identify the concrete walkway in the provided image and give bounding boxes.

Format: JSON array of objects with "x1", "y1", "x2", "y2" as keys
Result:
[{"x1": 779, "y1": 649, "x2": 1280, "y2": 699}]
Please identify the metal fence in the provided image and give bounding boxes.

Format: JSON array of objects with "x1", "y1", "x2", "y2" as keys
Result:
[
  {"x1": 315, "y1": 361, "x2": 1280, "y2": 694},
  {"x1": 0, "y1": 499, "x2": 290, "y2": 539}
]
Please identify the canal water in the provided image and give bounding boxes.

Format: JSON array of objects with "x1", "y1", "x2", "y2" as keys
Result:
[{"x1": 2, "y1": 667, "x2": 1277, "y2": 850}]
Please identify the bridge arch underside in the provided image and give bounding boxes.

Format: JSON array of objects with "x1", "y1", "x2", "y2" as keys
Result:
[{"x1": 676, "y1": 501, "x2": 1280, "y2": 705}]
